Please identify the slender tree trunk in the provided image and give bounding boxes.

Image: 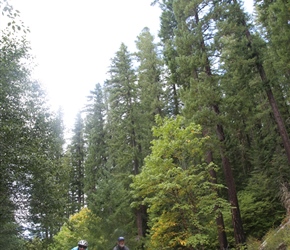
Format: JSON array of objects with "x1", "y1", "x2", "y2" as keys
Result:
[
  {"x1": 214, "y1": 108, "x2": 246, "y2": 245},
  {"x1": 231, "y1": 0, "x2": 290, "y2": 164},
  {"x1": 133, "y1": 154, "x2": 144, "y2": 239},
  {"x1": 136, "y1": 209, "x2": 143, "y2": 238},
  {"x1": 194, "y1": 8, "x2": 246, "y2": 245},
  {"x1": 258, "y1": 65, "x2": 290, "y2": 164},
  {"x1": 206, "y1": 150, "x2": 229, "y2": 250},
  {"x1": 172, "y1": 83, "x2": 180, "y2": 116},
  {"x1": 78, "y1": 149, "x2": 83, "y2": 209},
  {"x1": 131, "y1": 121, "x2": 145, "y2": 239},
  {"x1": 134, "y1": 155, "x2": 144, "y2": 239}
]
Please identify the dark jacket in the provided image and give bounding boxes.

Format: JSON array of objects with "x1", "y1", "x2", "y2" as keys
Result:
[{"x1": 113, "y1": 245, "x2": 129, "y2": 250}]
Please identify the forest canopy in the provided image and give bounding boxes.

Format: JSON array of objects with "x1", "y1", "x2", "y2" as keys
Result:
[{"x1": 1, "y1": 0, "x2": 290, "y2": 249}]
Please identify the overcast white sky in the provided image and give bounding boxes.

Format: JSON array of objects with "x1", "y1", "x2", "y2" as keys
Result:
[
  {"x1": 3, "y1": 0, "x2": 253, "y2": 137},
  {"x1": 8, "y1": 0, "x2": 161, "y2": 135}
]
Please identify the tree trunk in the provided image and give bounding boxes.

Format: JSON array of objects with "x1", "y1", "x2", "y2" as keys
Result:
[
  {"x1": 232, "y1": 0, "x2": 290, "y2": 165},
  {"x1": 206, "y1": 151, "x2": 229, "y2": 250},
  {"x1": 258, "y1": 65, "x2": 290, "y2": 164},
  {"x1": 136, "y1": 208, "x2": 143, "y2": 239},
  {"x1": 131, "y1": 124, "x2": 146, "y2": 240},
  {"x1": 196, "y1": 6, "x2": 246, "y2": 242},
  {"x1": 214, "y1": 110, "x2": 246, "y2": 245}
]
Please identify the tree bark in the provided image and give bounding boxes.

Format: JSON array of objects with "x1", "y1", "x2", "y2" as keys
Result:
[
  {"x1": 196, "y1": 6, "x2": 246, "y2": 243},
  {"x1": 206, "y1": 150, "x2": 229, "y2": 250},
  {"x1": 232, "y1": 0, "x2": 290, "y2": 165},
  {"x1": 214, "y1": 109, "x2": 246, "y2": 245}
]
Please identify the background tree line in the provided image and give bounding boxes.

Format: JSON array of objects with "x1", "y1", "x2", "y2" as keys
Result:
[{"x1": 1, "y1": 0, "x2": 290, "y2": 249}]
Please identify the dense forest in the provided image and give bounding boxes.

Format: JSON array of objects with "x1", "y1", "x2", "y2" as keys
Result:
[{"x1": 1, "y1": 0, "x2": 290, "y2": 249}]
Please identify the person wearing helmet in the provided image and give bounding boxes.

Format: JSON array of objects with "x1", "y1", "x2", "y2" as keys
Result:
[
  {"x1": 113, "y1": 236, "x2": 129, "y2": 250},
  {"x1": 71, "y1": 239, "x2": 88, "y2": 250}
]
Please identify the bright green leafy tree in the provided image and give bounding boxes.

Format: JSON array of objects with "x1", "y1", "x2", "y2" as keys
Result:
[
  {"x1": 134, "y1": 27, "x2": 167, "y2": 238},
  {"x1": 51, "y1": 207, "x2": 102, "y2": 250},
  {"x1": 131, "y1": 115, "x2": 231, "y2": 249}
]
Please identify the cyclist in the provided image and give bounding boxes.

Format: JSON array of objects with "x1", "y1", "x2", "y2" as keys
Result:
[
  {"x1": 71, "y1": 239, "x2": 88, "y2": 250},
  {"x1": 113, "y1": 236, "x2": 129, "y2": 250}
]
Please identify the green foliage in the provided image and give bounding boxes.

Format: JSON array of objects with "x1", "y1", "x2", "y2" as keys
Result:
[
  {"x1": 135, "y1": 27, "x2": 167, "y2": 164},
  {"x1": 0, "y1": 28, "x2": 31, "y2": 245},
  {"x1": 259, "y1": 225, "x2": 290, "y2": 250},
  {"x1": 83, "y1": 44, "x2": 143, "y2": 249},
  {"x1": 0, "y1": 3, "x2": 67, "y2": 243},
  {"x1": 2, "y1": 0, "x2": 290, "y2": 248},
  {"x1": 68, "y1": 112, "x2": 86, "y2": 213},
  {"x1": 246, "y1": 236, "x2": 262, "y2": 250},
  {"x1": 50, "y1": 208, "x2": 102, "y2": 250},
  {"x1": 0, "y1": 0, "x2": 29, "y2": 33},
  {"x1": 0, "y1": 221, "x2": 25, "y2": 249},
  {"x1": 238, "y1": 173, "x2": 284, "y2": 239},
  {"x1": 157, "y1": 0, "x2": 182, "y2": 116},
  {"x1": 131, "y1": 115, "x2": 231, "y2": 249},
  {"x1": 105, "y1": 43, "x2": 139, "y2": 174},
  {"x1": 24, "y1": 237, "x2": 44, "y2": 250},
  {"x1": 84, "y1": 83, "x2": 108, "y2": 208},
  {"x1": 26, "y1": 103, "x2": 68, "y2": 239}
]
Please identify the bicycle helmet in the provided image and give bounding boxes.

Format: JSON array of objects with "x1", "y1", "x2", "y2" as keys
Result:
[{"x1": 78, "y1": 240, "x2": 88, "y2": 247}]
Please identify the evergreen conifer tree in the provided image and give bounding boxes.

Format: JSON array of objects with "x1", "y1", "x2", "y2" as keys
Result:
[
  {"x1": 171, "y1": 0, "x2": 246, "y2": 246},
  {"x1": 104, "y1": 43, "x2": 139, "y2": 244},
  {"x1": 69, "y1": 112, "x2": 86, "y2": 213}
]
